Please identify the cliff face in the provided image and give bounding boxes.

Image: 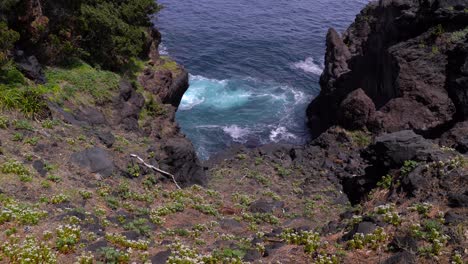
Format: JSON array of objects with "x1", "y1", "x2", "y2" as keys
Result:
[{"x1": 307, "y1": 0, "x2": 468, "y2": 138}]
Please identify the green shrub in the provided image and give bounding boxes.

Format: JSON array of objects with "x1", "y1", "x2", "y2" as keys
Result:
[
  {"x1": 0, "y1": 86, "x2": 49, "y2": 118},
  {"x1": 0, "y1": 22, "x2": 19, "y2": 69}
]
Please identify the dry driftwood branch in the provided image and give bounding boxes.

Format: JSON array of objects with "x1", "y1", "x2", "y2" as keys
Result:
[{"x1": 130, "y1": 154, "x2": 181, "y2": 189}]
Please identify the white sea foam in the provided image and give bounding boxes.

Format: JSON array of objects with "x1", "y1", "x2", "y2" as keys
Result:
[
  {"x1": 269, "y1": 126, "x2": 297, "y2": 142},
  {"x1": 159, "y1": 43, "x2": 169, "y2": 55},
  {"x1": 179, "y1": 95, "x2": 205, "y2": 110},
  {"x1": 180, "y1": 75, "x2": 251, "y2": 110},
  {"x1": 292, "y1": 57, "x2": 324, "y2": 75},
  {"x1": 291, "y1": 89, "x2": 306, "y2": 104},
  {"x1": 222, "y1": 125, "x2": 251, "y2": 141}
]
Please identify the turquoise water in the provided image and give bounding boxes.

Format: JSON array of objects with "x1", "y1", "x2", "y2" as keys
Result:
[{"x1": 154, "y1": 0, "x2": 369, "y2": 159}]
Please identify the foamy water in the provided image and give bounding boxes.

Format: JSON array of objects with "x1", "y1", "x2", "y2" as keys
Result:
[{"x1": 155, "y1": 0, "x2": 369, "y2": 159}]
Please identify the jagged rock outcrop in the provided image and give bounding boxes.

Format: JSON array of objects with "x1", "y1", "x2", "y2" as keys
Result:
[{"x1": 307, "y1": 0, "x2": 468, "y2": 137}]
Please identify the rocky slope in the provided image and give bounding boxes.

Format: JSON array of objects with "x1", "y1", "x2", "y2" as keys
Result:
[
  {"x1": 0, "y1": 0, "x2": 466, "y2": 263},
  {"x1": 307, "y1": 0, "x2": 468, "y2": 141}
]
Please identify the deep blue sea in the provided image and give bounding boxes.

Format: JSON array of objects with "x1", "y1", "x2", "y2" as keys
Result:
[{"x1": 153, "y1": 0, "x2": 369, "y2": 159}]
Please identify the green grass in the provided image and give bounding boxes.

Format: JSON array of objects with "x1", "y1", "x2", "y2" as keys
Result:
[
  {"x1": 0, "y1": 85, "x2": 49, "y2": 118},
  {"x1": 154, "y1": 56, "x2": 181, "y2": 74},
  {"x1": 45, "y1": 60, "x2": 119, "y2": 105}
]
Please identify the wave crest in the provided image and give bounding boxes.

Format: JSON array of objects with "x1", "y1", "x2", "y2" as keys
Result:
[{"x1": 292, "y1": 57, "x2": 324, "y2": 75}]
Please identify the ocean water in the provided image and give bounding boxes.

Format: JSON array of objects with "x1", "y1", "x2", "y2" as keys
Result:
[{"x1": 154, "y1": 0, "x2": 369, "y2": 159}]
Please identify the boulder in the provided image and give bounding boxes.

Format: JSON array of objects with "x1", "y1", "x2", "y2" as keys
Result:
[
  {"x1": 439, "y1": 121, "x2": 468, "y2": 153},
  {"x1": 363, "y1": 130, "x2": 443, "y2": 169},
  {"x1": 160, "y1": 138, "x2": 206, "y2": 186},
  {"x1": 383, "y1": 251, "x2": 417, "y2": 264},
  {"x1": 338, "y1": 88, "x2": 376, "y2": 130},
  {"x1": 14, "y1": 50, "x2": 45, "y2": 83},
  {"x1": 342, "y1": 221, "x2": 377, "y2": 241},
  {"x1": 96, "y1": 131, "x2": 115, "y2": 148},
  {"x1": 151, "y1": 250, "x2": 171, "y2": 264},
  {"x1": 248, "y1": 199, "x2": 284, "y2": 214},
  {"x1": 71, "y1": 147, "x2": 115, "y2": 177}
]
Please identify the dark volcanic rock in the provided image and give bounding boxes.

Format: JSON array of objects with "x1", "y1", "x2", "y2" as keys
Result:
[
  {"x1": 32, "y1": 160, "x2": 47, "y2": 177},
  {"x1": 383, "y1": 251, "x2": 417, "y2": 264},
  {"x1": 439, "y1": 121, "x2": 468, "y2": 153},
  {"x1": 446, "y1": 42, "x2": 468, "y2": 119},
  {"x1": 307, "y1": 0, "x2": 468, "y2": 137},
  {"x1": 160, "y1": 138, "x2": 206, "y2": 186},
  {"x1": 138, "y1": 64, "x2": 189, "y2": 108},
  {"x1": 249, "y1": 199, "x2": 284, "y2": 214},
  {"x1": 115, "y1": 79, "x2": 145, "y2": 131},
  {"x1": 74, "y1": 106, "x2": 107, "y2": 126},
  {"x1": 364, "y1": 130, "x2": 443, "y2": 169},
  {"x1": 96, "y1": 131, "x2": 115, "y2": 148},
  {"x1": 14, "y1": 50, "x2": 45, "y2": 83},
  {"x1": 338, "y1": 88, "x2": 376, "y2": 130},
  {"x1": 151, "y1": 250, "x2": 171, "y2": 264},
  {"x1": 342, "y1": 221, "x2": 377, "y2": 241},
  {"x1": 71, "y1": 147, "x2": 115, "y2": 177}
]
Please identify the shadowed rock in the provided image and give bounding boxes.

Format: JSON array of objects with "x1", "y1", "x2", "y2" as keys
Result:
[{"x1": 71, "y1": 147, "x2": 115, "y2": 177}]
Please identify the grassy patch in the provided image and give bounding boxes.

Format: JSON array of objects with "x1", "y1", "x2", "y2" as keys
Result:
[{"x1": 45, "y1": 60, "x2": 119, "y2": 105}]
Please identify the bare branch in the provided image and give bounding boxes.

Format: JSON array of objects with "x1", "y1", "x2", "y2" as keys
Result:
[{"x1": 130, "y1": 154, "x2": 181, "y2": 189}]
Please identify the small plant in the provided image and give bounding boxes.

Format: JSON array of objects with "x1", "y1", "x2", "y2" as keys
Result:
[
  {"x1": 315, "y1": 253, "x2": 340, "y2": 264},
  {"x1": 50, "y1": 194, "x2": 70, "y2": 204},
  {"x1": 347, "y1": 227, "x2": 388, "y2": 250},
  {"x1": 127, "y1": 163, "x2": 141, "y2": 178},
  {"x1": 401, "y1": 160, "x2": 418, "y2": 176},
  {"x1": 374, "y1": 204, "x2": 401, "y2": 226},
  {"x1": 432, "y1": 24, "x2": 444, "y2": 37},
  {"x1": 1, "y1": 160, "x2": 32, "y2": 182},
  {"x1": 13, "y1": 119, "x2": 34, "y2": 131},
  {"x1": 193, "y1": 204, "x2": 219, "y2": 216},
  {"x1": 124, "y1": 218, "x2": 152, "y2": 237},
  {"x1": 79, "y1": 190, "x2": 92, "y2": 200},
  {"x1": 56, "y1": 224, "x2": 81, "y2": 253},
  {"x1": 1, "y1": 236, "x2": 57, "y2": 263},
  {"x1": 12, "y1": 132, "x2": 23, "y2": 141},
  {"x1": 0, "y1": 199, "x2": 47, "y2": 225},
  {"x1": 0, "y1": 116, "x2": 9, "y2": 129},
  {"x1": 348, "y1": 130, "x2": 371, "y2": 147},
  {"x1": 76, "y1": 251, "x2": 94, "y2": 264},
  {"x1": 409, "y1": 202, "x2": 433, "y2": 217},
  {"x1": 411, "y1": 220, "x2": 449, "y2": 256},
  {"x1": 24, "y1": 136, "x2": 40, "y2": 146},
  {"x1": 280, "y1": 228, "x2": 322, "y2": 254},
  {"x1": 242, "y1": 212, "x2": 279, "y2": 225},
  {"x1": 236, "y1": 153, "x2": 247, "y2": 160},
  {"x1": 106, "y1": 196, "x2": 120, "y2": 210},
  {"x1": 96, "y1": 247, "x2": 130, "y2": 263},
  {"x1": 377, "y1": 174, "x2": 393, "y2": 189},
  {"x1": 105, "y1": 233, "x2": 150, "y2": 250},
  {"x1": 451, "y1": 251, "x2": 463, "y2": 264},
  {"x1": 275, "y1": 164, "x2": 291, "y2": 177},
  {"x1": 41, "y1": 119, "x2": 59, "y2": 129},
  {"x1": 46, "y1": 174, "x2": 62, "y2": 183},
  {"x1": 246, "y1": 170, "x2": 270, "y2": 185}
]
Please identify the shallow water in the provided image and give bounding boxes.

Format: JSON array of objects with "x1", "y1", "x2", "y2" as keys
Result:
[{"x1": 154, "y1": 0, "x2": 369, "y2": 159}]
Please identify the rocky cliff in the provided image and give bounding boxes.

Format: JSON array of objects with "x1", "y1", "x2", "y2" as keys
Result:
[
  {"x1": 0, "y1": 0, "x2": 466, "y2": 263},
  {"x1": 307, "y1": 0, "x2": 468, "y2": 143}
]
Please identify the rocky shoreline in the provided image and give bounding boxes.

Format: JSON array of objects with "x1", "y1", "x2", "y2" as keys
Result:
[{"x1": 0, "y1": 0, "x2": 466, "y2": 263}]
